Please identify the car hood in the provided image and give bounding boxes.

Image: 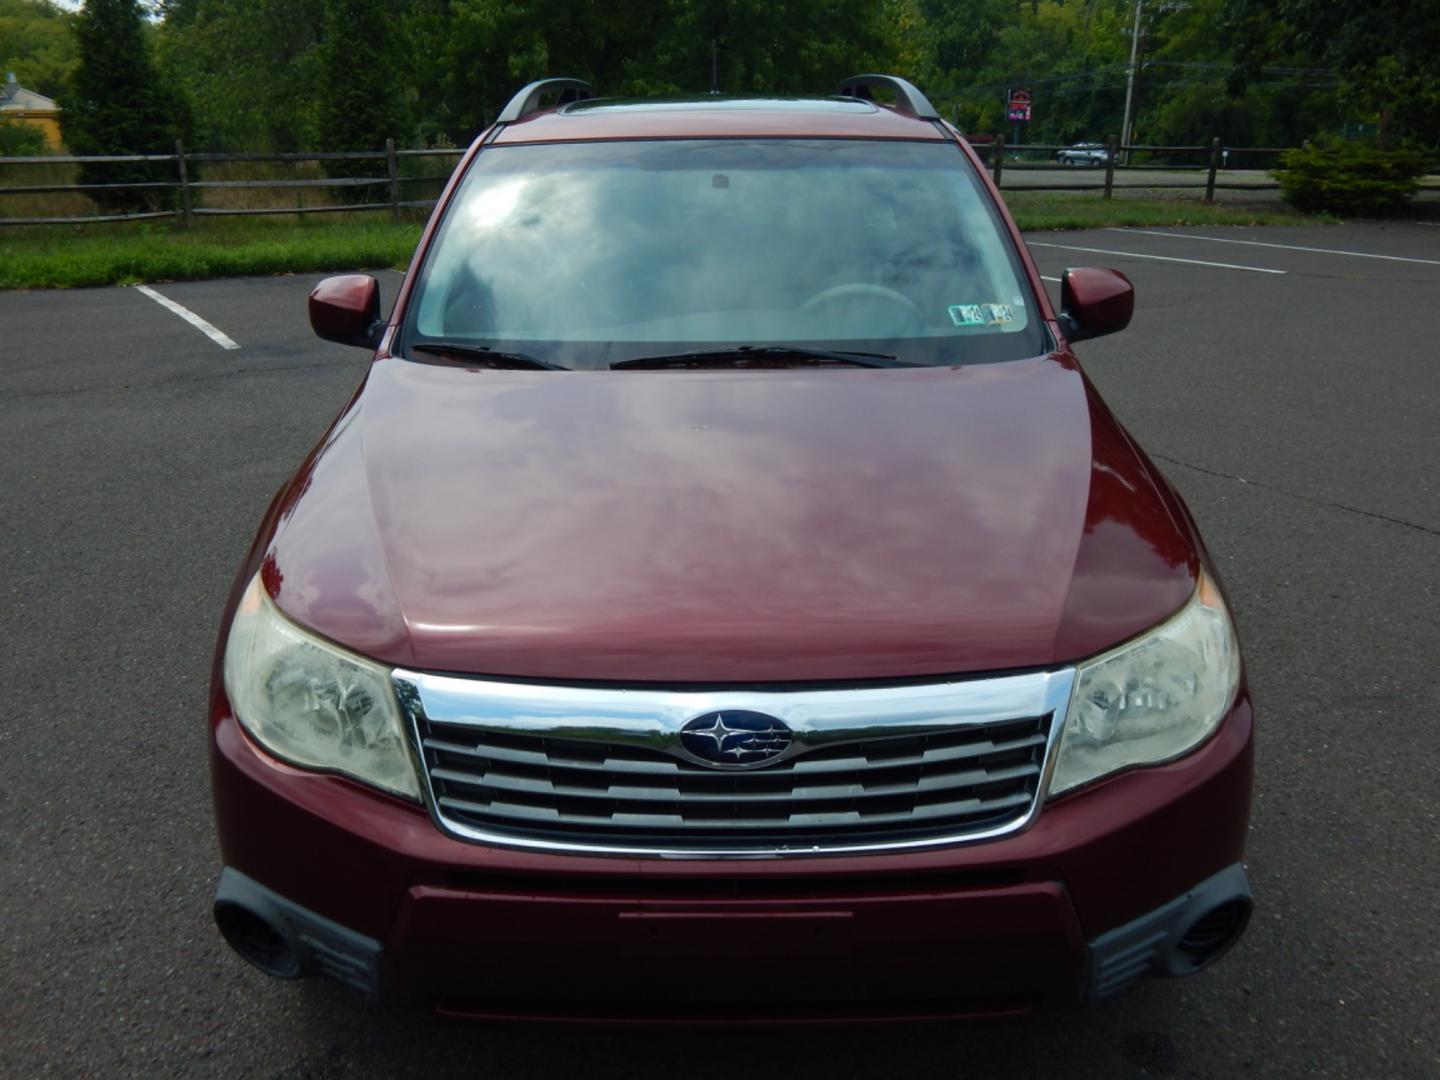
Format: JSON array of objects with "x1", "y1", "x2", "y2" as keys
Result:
[{"x1": 263, "y1": 354, "x2": 1197, "y2": 682}]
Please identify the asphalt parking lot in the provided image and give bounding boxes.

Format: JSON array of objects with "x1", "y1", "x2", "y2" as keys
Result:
[{"x1": 1, "y1": 222, "x2": 1437, "y2": 1078}]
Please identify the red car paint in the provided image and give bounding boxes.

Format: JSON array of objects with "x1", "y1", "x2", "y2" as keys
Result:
[
  {"x1": 259, "y1": 357, "x2": 1195, "y2": 683},
  {"x1": 306, "y1": 274, "x2": 380, "y2": 348},
  {"x1": 211, "y1": 88, "x2": 1253, "y2": 1019}
]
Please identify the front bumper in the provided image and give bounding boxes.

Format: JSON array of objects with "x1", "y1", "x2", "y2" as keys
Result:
[
  {"x1": 210, "y1": 694, "x2": 1254, "y2": 1019},
  {"x1": 215, "y1": 859, "x2": 1251, "y2": 1020}
]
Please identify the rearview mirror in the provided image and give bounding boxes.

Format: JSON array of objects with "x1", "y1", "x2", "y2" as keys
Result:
[
  {"x1": 309, "y1": 275, "x2": 383, "y2": 349},
  {"x1": 1058, "y1": 267, "x2": 1133, "y2": 343}
]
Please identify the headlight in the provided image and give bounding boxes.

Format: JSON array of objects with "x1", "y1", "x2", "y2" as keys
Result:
[
  {"x1": 222, "y1": 574, "x2": 421, "y2": 800},
  {"x1": 1049, "y1": 570, "x2": 1240, "y2": 797}
]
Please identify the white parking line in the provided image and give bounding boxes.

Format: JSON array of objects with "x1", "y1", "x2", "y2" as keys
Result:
[
  {"x1": 1027, "y1": 241, "x2": 1287, "y2": 275},
  {"x1": 133, "y1": 285, "x2": 240, "y2": 350},
  {"x1": 1040, "y1": 275, "x2": 1062, "y2": 283},
  {"x1": 1107, "y1": 227, "x2": 1440, "y2": 267}
]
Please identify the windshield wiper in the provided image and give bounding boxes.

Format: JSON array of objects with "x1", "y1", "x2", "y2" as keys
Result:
[
  {"x1": 408, "y1": 342, "x2": 569, "y2": 371},
  {"x1": 610, "y1": 345, "x2": 921, "y2": 370}
]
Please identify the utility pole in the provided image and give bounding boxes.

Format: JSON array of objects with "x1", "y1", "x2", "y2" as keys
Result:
[{"x1": 1119, "y1": 0, "x2": 1143, "y2": 164}]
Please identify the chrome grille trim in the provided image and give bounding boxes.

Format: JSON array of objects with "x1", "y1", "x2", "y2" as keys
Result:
[{"x1": 393, "y1": 667, "x2": 1076, "y2": 858}]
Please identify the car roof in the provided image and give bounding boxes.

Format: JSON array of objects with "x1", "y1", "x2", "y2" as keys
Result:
[{"x1": 491, "y1": 96, "x2": 948, "y2": 144}]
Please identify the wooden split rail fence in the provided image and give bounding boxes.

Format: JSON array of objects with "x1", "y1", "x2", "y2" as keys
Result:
[
  {"x1": 0, "y1": 140, "x2": 464, "y2": 226},
  {"x1": 975, "y1": 136, "x2": 1291, "y2": 200},
  {"x1": 1, "y1": 136, "x2": 1304, "y2": 225}
]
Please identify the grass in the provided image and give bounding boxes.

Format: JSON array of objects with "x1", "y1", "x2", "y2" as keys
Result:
[
  {"x1": 0, "y1": 214, "x2": 424, "y2": 289},
  {"x1": 1004, "y1": 191, "x2": 1318, "y2": 231},
  {"x1": 0, "y1": 192, "x2": 1324, "y2": 290}
]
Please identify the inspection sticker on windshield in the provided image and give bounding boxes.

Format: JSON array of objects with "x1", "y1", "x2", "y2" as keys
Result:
[{"x1": 949, "y1": 303, "x2": 1015, "y2": 327}]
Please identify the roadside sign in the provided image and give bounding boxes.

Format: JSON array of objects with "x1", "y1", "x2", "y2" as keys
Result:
[{"x1": 1007, "y1": 89, "x2": 1032, "y2": 122}]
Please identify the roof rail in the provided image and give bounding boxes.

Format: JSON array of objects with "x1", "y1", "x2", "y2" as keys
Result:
[
  {"x1": 496, "y1": 78, "x2": 595, "y2": 124},
  {"x1": 836, "y1": 74, "x2": 939, "y2": 121}
]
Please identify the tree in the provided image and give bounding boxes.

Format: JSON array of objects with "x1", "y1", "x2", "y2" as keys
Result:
[
  {"x1": 913, "y1": 0, "x2": 1012, "y2": 96},
  {"x1": 1133, "y1": 0, "x2": 1340, "y2": 149},
  {"x1": 142, "y1": 0, "x2": 1404, "y2": 159},
  {"x1": 153, "y1": 0, "x2": 325, "y2": 152},
  {"x1": 0, "y1": 0, "x2": 79, "y2": 100},
  {"x1": 399, "y1": 0, "x2": 907, "y2": 146},
  {"x1": 929, "y1": 0, "x2": 1133, "y2": 143},
  {"x1": 316, "y1": 0, "x2": 407, "y2": 152},
  {"x1": 62, "y1": 0, "x2": 179, "y2": 211},
  {"x1": 644, "y1": 0, "x2": 903, "y2": 97},
  {"x1": 400, "y1": 0, "x2": 549, "y2": 140},
  {"x1": 311, "y1": 0, "x2": 409, "y2": 201},
  {"x1": 1229, "y1": 0, "x2": 1440, "y2": 147}
]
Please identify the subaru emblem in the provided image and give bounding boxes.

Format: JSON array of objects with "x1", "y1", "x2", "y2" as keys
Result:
[{"x1": 678, "y1": 711, "x2": 793, "y2": 769}]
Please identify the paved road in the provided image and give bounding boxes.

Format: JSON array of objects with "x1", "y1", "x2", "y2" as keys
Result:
[{"x1": 1, "y1": 224, "x2": 1437, "y2": 1078}]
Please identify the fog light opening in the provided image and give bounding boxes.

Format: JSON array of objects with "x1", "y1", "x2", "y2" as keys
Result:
[
  {"x1": 215, "y1": 901, "x2": 303, "y2": 979},
  {"x1": 1175, "y1": 899, "x2": 1251, "y2": 971}
]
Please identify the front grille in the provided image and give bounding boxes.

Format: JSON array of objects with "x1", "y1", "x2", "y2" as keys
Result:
[{"x1": 415, "y1": 712, "x2": 1052, "y2": 849}]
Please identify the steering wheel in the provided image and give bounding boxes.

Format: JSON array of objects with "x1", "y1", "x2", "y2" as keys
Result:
[{"x1": 798, "y1": 283, "x2": 926, "y2": 334}]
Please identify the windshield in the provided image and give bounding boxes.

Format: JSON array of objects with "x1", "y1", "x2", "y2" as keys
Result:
[{"x1": 402, "y1": 139, "x2": 1045, "y2": 368}]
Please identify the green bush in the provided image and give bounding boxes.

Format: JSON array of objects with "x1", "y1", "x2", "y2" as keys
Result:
[
  {"x1": 0, "y1": 118, "x2": 47, "y2": 157},
  {"x1": 1274, "y1": 140, "x2": 1431, "y2": 216}
]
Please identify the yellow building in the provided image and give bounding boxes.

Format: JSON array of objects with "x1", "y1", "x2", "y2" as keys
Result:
[{"x1": 1, "y1": 72, "x2": 63, "y2": 151}]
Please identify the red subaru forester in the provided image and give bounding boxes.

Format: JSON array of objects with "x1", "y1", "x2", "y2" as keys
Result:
[{"x1": 210, "y1": 76, "x2": 1253, "y2": 1020}]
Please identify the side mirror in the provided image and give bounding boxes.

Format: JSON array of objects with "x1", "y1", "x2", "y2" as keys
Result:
[
  {"x1": 1058, "y1": 267, "x2": 1134, "y2": 343},
  {"x1": 309, "y1": 275, "x2": 383, "y2": 349}
]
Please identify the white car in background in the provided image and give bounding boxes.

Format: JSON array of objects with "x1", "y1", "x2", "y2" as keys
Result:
[{"x1": 1057, "y1": 142, "x2": 1108, "y2": 166}]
